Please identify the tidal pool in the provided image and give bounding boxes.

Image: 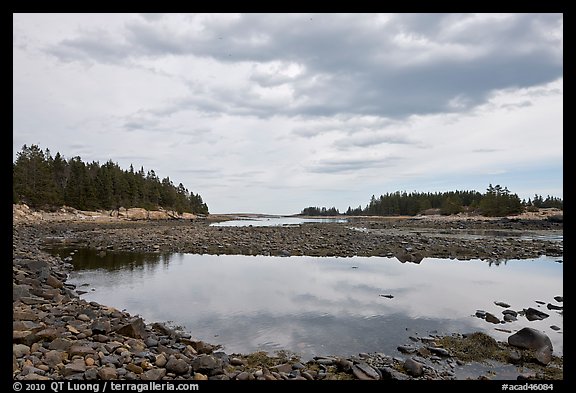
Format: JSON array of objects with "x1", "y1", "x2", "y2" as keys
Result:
[{"x1": 56, "y1": 249, "x2": 563, "y2": 360}]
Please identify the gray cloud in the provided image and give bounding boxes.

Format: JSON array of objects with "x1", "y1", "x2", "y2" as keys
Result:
[
  {"x1": 47, "y1": 31, "x2": 131, "y2": 64},
  {"x1": 334, "y1": 132, "x2": 417, "y2": 150},
  {"x1": 45, "y1": 13, "x2": 562, "y2": 120},
  {"x1": 309, "y1": 156, "x2": 402, "y2": 174},
  {"x1": 123, "y1": 118, "x2": 159, "y2": 131}
]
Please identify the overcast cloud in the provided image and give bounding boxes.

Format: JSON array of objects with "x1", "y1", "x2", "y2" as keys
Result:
[{"x1": 13, "y1": 13, "x2": 563, "y2": 214}]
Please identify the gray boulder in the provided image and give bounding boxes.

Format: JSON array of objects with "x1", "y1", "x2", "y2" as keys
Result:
[{"x1": 508, "y1": 327, "x2": 553, "y2": 352}]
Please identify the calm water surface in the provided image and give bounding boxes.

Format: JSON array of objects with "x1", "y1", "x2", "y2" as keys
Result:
[
  {"x1": 59, "y1": 249, "x2": 563, "y2": 360},
  {"x1": 210, "y1": 216, "x2": 348, "y2": 227}
]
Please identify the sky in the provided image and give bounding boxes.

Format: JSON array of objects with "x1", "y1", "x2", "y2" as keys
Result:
[{"x1": 13, "y1": 13, "x2": 563, "y2": 214}]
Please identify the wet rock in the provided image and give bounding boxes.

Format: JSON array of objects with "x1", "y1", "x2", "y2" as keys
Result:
[
  {"x1": 524, "y1": 308, "x2": 550, "y2": 321},
  {"x1": 508, "y1": 328, "x2": 553, "y2": 351},
  {"x1": 91, "y1": 320, "x2": 111, "y2": 334},
  {"x1": 165, "y1": 357, "x2": 190, "y2": 375},
  {"x1": 503, "y1": 314, "x2": 517, "y2": 322},
  {"x1": 428, "y1": 346, "x2": 450, "y2": 357},
  {"x1": 485, "y1": 313, "x2": 501, "y2": 324},
  {"x1": 550, "y1": 325, "x2": 561, "y2": 331},
  {"x1": 397, "y1": 345, "x2": 416, "y2": 354},
  {"x1": 273, "y1": 363, "x2": 293, "y2": 373},
  {"x1": 546, "y1": 303, "x2": 563, "y2": 311},
  {"x1": 379, "y1": 366, "x2": 410, "y2": 380},
  {"x1": 554, "y1": 296, "x2": 563, "y2": 302},
  {"x1": 352, "y1": 363, "x2": 380, "y2": 380},
  {"x1": 151, "y1": 322, "x2": 176, "y2": 337},
  {"x1": 116, "y1": 317, "x2": 148, "y2": 339},
  {"x1": 236, "y1": 371, "x2": 254, "y2": 380},
  {"x1": 335, "y1": 358, "x2": 353, "y2": 371},
  {"x1": 314, "y1": 357, "x2": 336, "y2": 365},
  {"x1": 301, "y1": 371, "x2": 314, "y2": 380},
  {"x1": 189, "y1": 340, "x2": 214, "y2": 354},
  {"x1": 191, "y1": 354, "x2": 222, "y2": 375},
  {"x1": 291, "y1": 362, "x2": 305, "y2": 370},
  {"x1": 494, "y1": 301, "x2": 511, "y2": 308},
  {"x1": 229, "y1": 357, "x2": 245, "y2": 366},
  {"x1": 403, "y1": 358, "x2": 424, "y2": 377},
  {"x1": 517, "y1": 372, "x2": 538, "y2": 380}
]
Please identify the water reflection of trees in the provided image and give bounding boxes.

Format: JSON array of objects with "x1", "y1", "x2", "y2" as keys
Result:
[
  {"x1": 486, "y1": 258, "x2": 508, "y2": 267},
  {"x1": 48, "y1": 247, "x2": 170, "y2": 272}
]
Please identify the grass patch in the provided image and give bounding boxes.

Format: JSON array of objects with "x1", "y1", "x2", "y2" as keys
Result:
[
  {"x1": 437, "y1": 332, "x2": 563, "y2": 380},
  {"x1": 240, "y1": 350, "x2": 300, "y2": 370},
  {"x1": 436, "y1": 332, "x2": 509, "y2": 363}
]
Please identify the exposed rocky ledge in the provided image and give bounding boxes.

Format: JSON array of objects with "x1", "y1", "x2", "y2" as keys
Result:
[{"x1": 13, "y1": 204, "x2": 198, "y2": 223}]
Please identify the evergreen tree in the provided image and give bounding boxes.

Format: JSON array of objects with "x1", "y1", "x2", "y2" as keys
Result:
[
  {"x1": 13, "y1": 144, "x2": 59, "y2": 208},
  {"x1": 13, "y1": 144, "x2": 209, "y2": 214}
]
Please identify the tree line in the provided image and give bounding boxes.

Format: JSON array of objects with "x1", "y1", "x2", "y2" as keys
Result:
[
  {"x1": 13, "y1": 144, "x2": 209, "y2": 215},
  {"x1": 301, "y1": 184, "x2": 562, "y2": 217}
]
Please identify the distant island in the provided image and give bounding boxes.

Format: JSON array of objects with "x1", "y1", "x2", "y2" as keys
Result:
[{"x1": 301, "y1": 186, "x2": 562, "y2": 218}]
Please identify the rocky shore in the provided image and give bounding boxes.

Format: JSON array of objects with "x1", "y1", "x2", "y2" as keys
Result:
[
  {"x1": 33, "y1": 214, "x2": 562, "y2": 261},
  {"x1": 13, "y1": 209, "x2": 563, "y2": 380}
]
